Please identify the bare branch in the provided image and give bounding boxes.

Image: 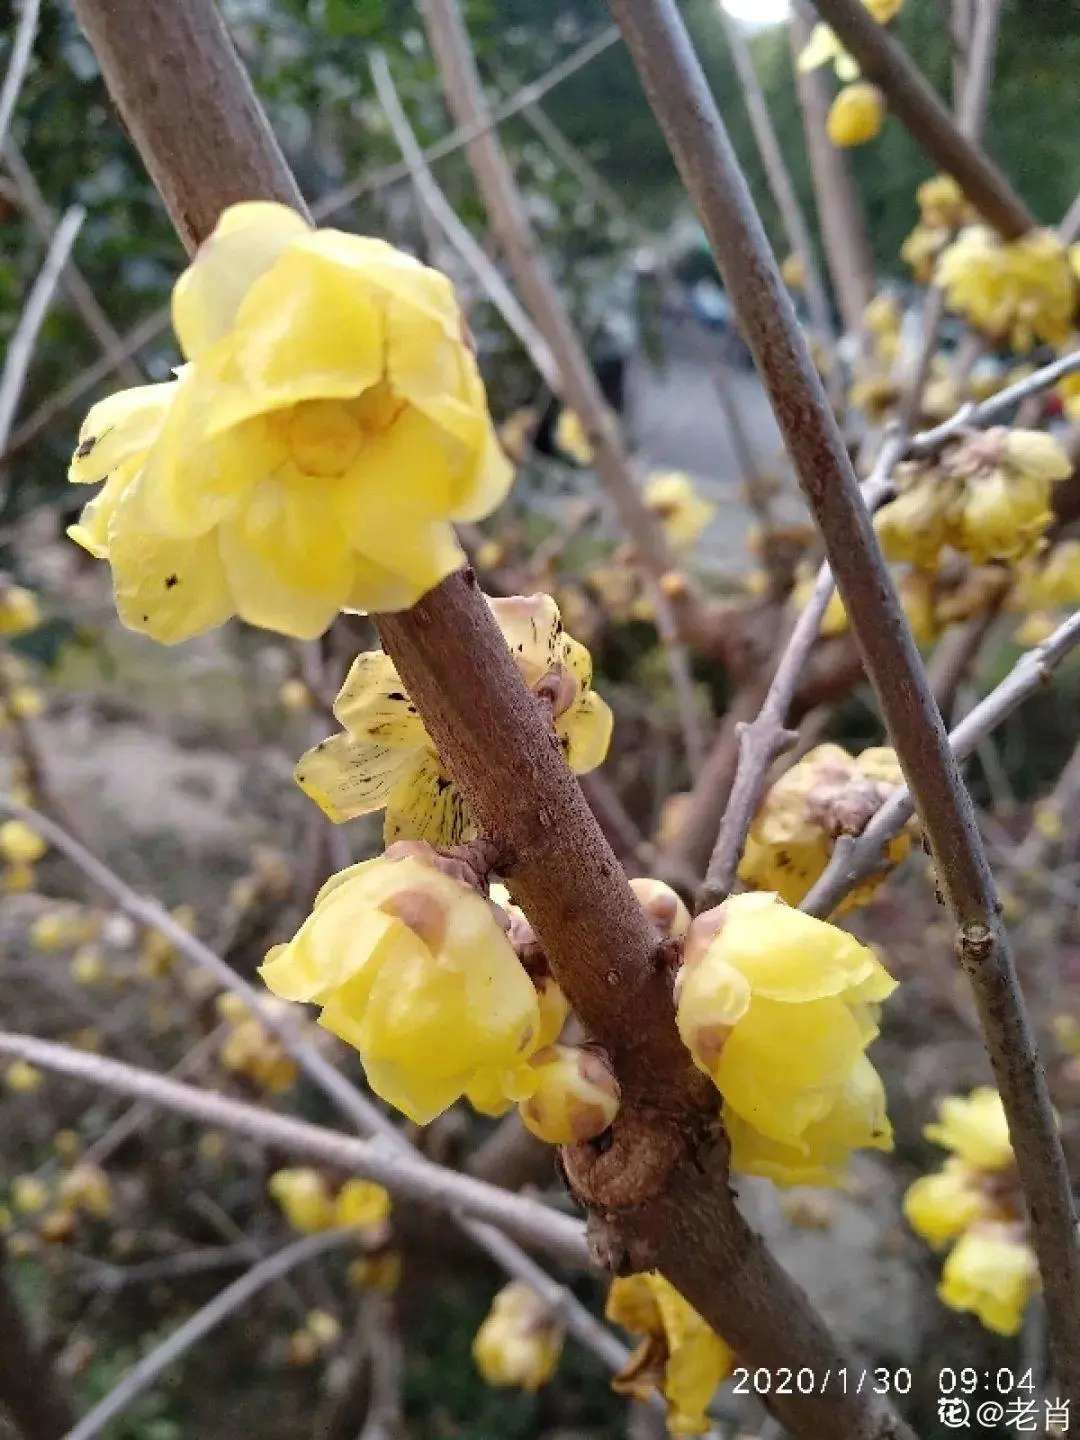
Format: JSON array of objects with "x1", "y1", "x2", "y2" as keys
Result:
[
  {"x1": 811, "y1": 0, "x2": 1034, "y2": 239},
  {"x1": 2, "y1": 143, "x2": 143, "y2": 386},
  {"x1": 0, "y1": 0, "x2": 41, "y2": 158},
  {"x1": 603, "y1": 0, "x2": 1080, "y2": 1401},
  {"x1": 803, "y1": 610, "x2": 1080, "y2": 917},
  {"x1": 0, "y1": 1030, "x2": 590, "y2": 1266},
  {"x1": 696, "y1": 441, "x2": 904, "y2": 914},
  {"x1": 0, "y1": 205, "x2": 84, "y2": 458},
  {"x1": 788, "y1": 2, "x2": 876, "y2": 337},
  {"x1": 64, "y1": 1230, "x2": 352, "y2": 1440}
]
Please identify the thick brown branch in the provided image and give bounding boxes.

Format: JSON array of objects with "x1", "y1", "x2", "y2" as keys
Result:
[
  {"x1": 811, "y1": 0, "x2": 1034, "y2": 239},
  {"x1": 604, "y1": 0, "x2": 1080, "y2": 1403}
]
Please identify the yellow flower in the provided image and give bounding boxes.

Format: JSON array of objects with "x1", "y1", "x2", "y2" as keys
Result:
[
  {"x1": 938, "y1": 1227, "x2": 1038, "y2": 1336},
  {"x1": 260, "y1": 847, "x2": 541, "y2": 1123},
  {"x1": 1014, "y1": 540, "x2": 1080, "y2": 611},
  {"x1": 937, "y1": 227, "x2": 1076, "y2": 351},
  {"x1": 903, "y1": 1157, "x2": 993, "y2": 1248},
  {"x1": 864, "y1": 293, "x2": 901, "y2": 339},
  {"x1": 644, "y1": 472, "x2": 716, "y2": 550},
  {"x1": 827, "y1": 83, "x2": 885, "y2": 148},
  {"x1": 348, "y1": 1251, "x2": 402, "y2": 1293},
  {"x1": 30, "y1": 911, "x2": 82, "y2": 952},
  {"x1": 901, "y1": 224, "x2": 951, "y2": 285},
  {"x1": 473, "y1": 1282, "x2": 564, "y2": 1391},
  {"x1": 70, "y1": 945, "x2": 105, "y2": 986},
  {"x1": 725, "y1": 1053, "x2": 893, "y2": 1187},
  {"x1": 738, "y1": 744, "x2": 912, "y2": 912},
  {"x1": 279, "y1": 678, "x2": 310, "y2": 712},
  {"x1": 874, "y1": 477, "x2": 951, "y2": 567},
  {"x1": 943, "y1": 427, "x2": 1069, "y2": 566},
  {"x1": 780, "y1": 253, "x2": 806, "y2": 290},
  {"x1": 0, "y1": 820, "x2": 46, "y2": 865},
  {"x1": 68, "y1": 201, "x2": 512, "y2": 643},
  {"x1": 57, "y1": 1164, "x2": 113, "y2": 1220},
  {"x1": 796, "y1": 23, "x2": 858, "y2": 80},
  {"x1": 305, "y1": 1310, "x2": 341, "y2": 1347},
  {"x1": 675, "y1": 893, "x2": 896, "y2": 1155},
  {"x1": 916, "y1": 174, "x2": 973, "y2": 230},
  {"x1": 5, "y1": 1059, "x2": 42, "y2": 1093},
  {"x1": 923, "y1": 1087, "x2": 1014, "y2": 1172},
  {"x1": 268, "y1": 1168, "x2": 337, "y2": 1234},
  {"x1": 11, "y1": 1175, "x2": 48, "y2": 1214},
  {"x1": 295, "y1": 593, "x2": 612, "y2": 845},
  {"x1": 335, "y1": 1179, "x2": 391, "y2": 1230},
  {"x1": 517, "y1": 1044, "x2": 620, "y2": 1145},
  {"x1": 0, "y1": 585, "x2": 41, "y2": 636},
  {"x1": 553, "y1": 408, "x2": 593, "y2": 466},
  {"x1": 607, "y1": 1272, "x2": 735, "y2": 1436}
]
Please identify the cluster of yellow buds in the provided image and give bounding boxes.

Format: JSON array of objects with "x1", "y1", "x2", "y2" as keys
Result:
[
  {"x1": 29, "y1": 907, "x2": 98, "y2": 952},
  {"x1": 269, "y1": 1168, "x2": 390, "y2": 1235},
  {"x1": 296, "y1": 593, "x2": 611, "y2": 848},
  {"x1": 903, "y1": 1089, "x2": 1037, "y2": 1336},
  {"x1": 607, "y1": 1271, "x2": 735, "y2": 1435},
  {"x1": 738, "y1": 743, "x2": 913, "y2": 912},
  {"x1": 876, "y1": 427, "x2": 1072, "y2": 569},
  {"x1": 675, "y1": 893, "x2": 896, "y2": 1187},
  {"x1": 215, "y1": 992, "x2": 298, "y2": 1094},
  {"x1": 67, "y1": 202, "x2": 512, "y2": 645},
  {"x1": 901, "y1": 175, "x2": 976, "y2": 284},
  {"x1": 7, "y1": 1163, "x2": 113, "y2": 1246},
  {"x1": 286, "y1": 1309, "x2": 342, "y2": 1366},
  {"x1": 936, "y1": 227, "x2": 1077, "y2": 352},
  {"x1": 473, "y1": 1282, "x2": 565, "y2": 1391},
  {"x1": 643, "y1": 471, "x2": 716, "y2": 551}
]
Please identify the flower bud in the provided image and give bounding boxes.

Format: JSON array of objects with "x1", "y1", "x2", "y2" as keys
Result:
[
  {"x1": 12, "y1": 1175, "x2": 48, "y2": 1215},
  {"x1": 518, "y1": 1045, "x2": 620, "y2": 1145},
  {"x1": 938, "y1": 1226, "x2": 1038, "y2": 1336},
  {"x1": 473, "y1": 1282, "x2": 564, "y2": 1391},
  {"x1": 5, "y1": 1060, "x2": 42, "y2": 1093},
  {"x1": 630, "y1": 877, "x2": 691, "y2": 939},
  {"x1": 334, "y1": 1179, "x2": 391, "y2": 1231},
  {"x1": 827, "y1": 83, "x2": 885, "y2": 147},
  {"x1": 0, "y1": 821, "x2": 45, "y2": 866},
  {"x1": 57, "y1": 1165, "x2": 113, "y2": 1220},
  {"x1": 269, "y1": 1168, "x2": 336, "y2": 1234}
]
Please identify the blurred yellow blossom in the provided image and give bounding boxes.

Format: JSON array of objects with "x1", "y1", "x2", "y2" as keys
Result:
[
  {"x1": 607, "y1": 1272, "x2": 735, "y2": 1435},
  {"x1": 68, "y1": 201, "x2": 512, "y2": 643},
  {"x1": 903, "y1": 1158, "x2": 991, "y2": 1249},
  {"x1": 260, "y1": 845, "x2": 540, "y2": 1124},
  {"x1": 473, "y1": 1282, "x2": 564, "y2": 1391},
  {"x1": 57, "y1": 1165, "x2": 113, "y2": 1220},
  {"x1": 916, "y1": 174, "x2": 973, "y2": 230},
  {"x1": 5, "y1": 1059, "x2": 42, "y2": 1093},
  {"x1": 0, "y1": 585, "x2": 40, "y2": 636},
  {"x1": 675, "y1": 893, "x2": 895, "y2": 1182},
  {"x1": 937, "y1": 226, "x2": 1076, "y2": 351},
  {"x1": 9, "y1": 688, "x2": 43, "y2": 719},
  {"x1": 553, "y1": 408, "x2": 593, "y2": 466},
  {"x1": 644, "y1": 472, "x2": 716, "y2": 550},
  {"x1": 12, "y1": 1175, "x2": 48, "y2": 1214},
  {"x1": 335, "y1": 1179, "x2": 391, "y2": 1230},
  {"x1": 269, "y1": 1169, "x2": 336, "y2": 1234},
  {"x1": 938, "y1": 1227, "x2": 1038, "y2": 1336},
  {"x1": 296, "y1": 593, "x2": 611, "y2": 845},
  {"x1": 827, "y1": 83, "x2": 885, "y2": 148},
  {"x1": 0, "y1": 820, "x2": 46, "y2": 865},
  {"x1": 780, "y1": 253, "x2": 806, "y2": 290},
  {"x1": 923, "y1": 1086, "x2": 1013, "y2": 1171}
]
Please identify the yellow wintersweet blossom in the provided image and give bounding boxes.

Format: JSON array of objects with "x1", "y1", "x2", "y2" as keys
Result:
[
  {"x1": 67, "y1": 201, "x2": 512, "y2": 643},
  {"x1": 644, "y1": 472, "x2": 716, "y2": 550},
  {"x1": 517, "y1": 1044, "x2": 620, "y2": 1145},
  {"x1": 901, "y1": 223, "x2": 951, "y2": 285},
  {"x1": 1011, "y1": 539, "x2": 1080, "y2": 611},
  {"x1": 827, "y1": 83, "x2": 885, "y2": 148},
  {"x1": 296, "y1": 593, "x2": 612, "y2": 845},
  {"x1": 738, "y1": 743, "x2": 913, "y2": 913},
  {"x1": 269, "y1": 1169, "x2": 337, "y2": 1234},
  {"x1": 11, "y1": 1175, "x2": 48, "y2": 1214},
  {"x1": 780, "y1": 253, "x2": 806, "y2": 290},
  {"x1": 675, "y1": 893, "x2": 895, "y2": 1175},
  {"x1": 0, "y1": 820, "x2": 46, "y2": 866},
  {"x1": 5, "y1": 1059, "x2": 42, "y2": 1094},
  {"x1": 554, "y1": 408, "x2": 593, "y2": 466},
  {"x1": 607, "y1": 1272, "x2": 735, "y2": 1436},
  {"x1": 903, "y1": 1158, "x2": 991, "y2": 1248},
  {"x1": 938, "y1": 1227, "x2": 1038, "y2": 1336},
  {"x1": 335, "y1": 1178, "x2": 391, "y2": 1230},
  {"x1": 924, "y1": 1086, "x2": 1014, "y2": 1171},
  {"x1": 473, "y1": 1282, "x2": 564, "y2": 1391},
  {"x1": 936, "y1": 226, "x2": 1076, "y2": 351},
  {"x1": 0, "y1": 585, "x2": 41, "y2": 636},
  {"x1": 916, "y1": 174, "x2": 974, "y2": 231},
  {"x1": 260, "y1": 846, "x2": 541, "y2": 1124},
  {"x1": 57, "y1": 1164, "x2": 113, "y2": 1220}
]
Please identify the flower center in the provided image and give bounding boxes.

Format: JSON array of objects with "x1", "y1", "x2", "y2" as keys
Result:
[{"x1": 280, "y1": 383, "x2": 406, "y2": 479}]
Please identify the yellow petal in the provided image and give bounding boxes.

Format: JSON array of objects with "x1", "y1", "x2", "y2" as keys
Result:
[
  {"x1": 331, "y1": 649, "x2": 422, "y2": 739},
  {"x1": 107, "y1": 488, "x2": 235, "y2": 644},
  {"x1": 383, "y1": 752, "x2": 475, "y2": 848},
  {"x1": 706, "y1": 892, "x2": 881, "y2": 1001},
  {"x1": 216, "y1": 476, "x2": 352, "y2": 639},
  {"x1": 797, "y1": 22, "x2": 842, "y2": 72},
  {"x1": 343, "y1": 540, "x2": 464, "y2": 615},
  {"x1": 294, "y1": 733, "x2": 421, "y2": 824},
  {"x1": 903, "y1": 1160, "x2": 988, "y2": 1248},
  {"x1": 489, "y1": 593, "x2": 564, "y2": 686},
  {"x1": 172, "y1": 202, "x2": 312, "y2": 362},
  {"x1": 69, "y1": 379, "x2": 180, "y2": 484},
  {"x1": 559, "y1": 691, "x2": 613, "y2": 774}
]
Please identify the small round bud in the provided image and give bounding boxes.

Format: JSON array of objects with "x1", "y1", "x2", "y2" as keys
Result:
[
  {"x1": 518, "y1": 1045, "x2": 620, "y2": 1145},
  {"x1": 630, "y1": 877, "x2": 691, "y2": 939},
  {"x1": 473, "y1": 1282, "x2": 564, "y2": 1391},
  {"x1": 827, "y1": 82, "x2": 885, "y2": 147}
]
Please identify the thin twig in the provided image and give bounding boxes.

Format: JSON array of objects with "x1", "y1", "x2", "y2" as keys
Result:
[
  {"x1": 63, "y1": 1230, "x2": 352, "y2": 1440},
  {"x1": 908, "y1": 350, "x2": 1080, "y2": 454},
  {"x1": 0, "y1": 204, "x2": 85, "y2": 458},
  {"x1": 802, "y1": 610, "x2": 1080, "y2": 917},
  {"x1": 811, "y1": 0, "x2": 1033, "y2": 239},
  {"x1": 695, "y1": 440, "x2": 904, "y2": 914},
  {"x1": 2, "y1": 142, "x2": 144, "y2": 386},
  {"x1": 0, "y1": 1031, "x2": 591, "y2": 1266},
  {"x1": 0, "y1": 0, "x2": 41, "y2": 158},
  {"x1": 602, "y1": 0, "x2": 1080, "y2": 1399}
]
